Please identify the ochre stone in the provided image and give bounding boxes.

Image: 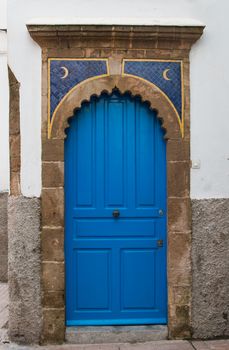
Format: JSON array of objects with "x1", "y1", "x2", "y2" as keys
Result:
[
  {"x1": 42, "y1": 188, "x2": 64, "y2": 226},
  {"x1": 42, "y1": 139, "x2": 64, "y2": 161},
  {"x1": 168, "y1": 232, "x2": 191, "y2": 271},
  {"x1": 173, "y1": 286, "x2": 191, "y2": 305},
  {"x1": 42, "y1": 262, "x2": 64, "y2": 291},
  {"x1": 167, "y1": 161, "x2": 190, "y2": 198},
  {"x1": 10, "y1": 172, "x2": 21, "y2": 196},
  {"x1": 41, "y1": 227, "x2": 64, "y2": 262},
  {"x1": 167, "y1": 140, "x2": 190, "y2": 161},
  {"x1": 42, "y1": 290, "x2": 65, "y2": 308},
  {"x1": 42, "y1": 308, "x2": 65, "y2": 344},
  {"x1": 42, "y1": 161, "x2": 64, "y2": 188},
  {"x1": 168, "y1": 198, "x2": 191, "y2": 232}
]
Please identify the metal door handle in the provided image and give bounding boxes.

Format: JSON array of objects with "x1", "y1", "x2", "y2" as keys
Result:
[{"x1": 113, "y1": 209, "x2": 120, "y2": 218}]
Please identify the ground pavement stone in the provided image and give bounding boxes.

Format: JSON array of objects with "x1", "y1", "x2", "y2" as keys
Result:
[
  {"x1": 1, "y1": 340, "x2": 229, "y2": 349},
  {"x1": 0, "y1": 340, "x2": 194, "y2": 350},
  {"x1": 192, "y1": 340, "x2": 229, "y2": 350},
  {"x1": 120, "y1": 340, "x2": 193, "y2": 349}
]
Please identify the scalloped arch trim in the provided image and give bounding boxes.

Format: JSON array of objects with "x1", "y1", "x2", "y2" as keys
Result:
[{"x1": 51, "y1": 74, "x2": 180, "y2": 140}]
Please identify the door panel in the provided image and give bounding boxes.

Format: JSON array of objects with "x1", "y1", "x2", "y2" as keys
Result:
[
  {"x1": 65, "y1": 91, "x2": 167, "y2": 326},
  {"x1": 121, "y1": 249, "x2": 156, "y2": 310},
  {"x1": 76, "y1": 249, "x2": 111, "y2": 311},
  {"x1": 105, "y1": 100, "x2": 125, "y2": 207}
]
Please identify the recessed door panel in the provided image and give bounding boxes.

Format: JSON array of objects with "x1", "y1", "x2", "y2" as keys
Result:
[
  {"x1": 75, "y1": 104, "x2": 95, "y2": 207},
  {"x1": 121, "y1": 249, "x2": 156, "y2": 310},
  {"x1": 76, "y1": 249, "x2": 111, "y2": 311},
  {"x1": 105, "y1": 100, "x2": 125, "y2": 207}
]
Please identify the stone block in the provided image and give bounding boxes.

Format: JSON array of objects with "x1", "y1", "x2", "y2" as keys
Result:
[
  {"x1": 42, "y1": 262, "x2": 64, "y2": 291},
  {"x1": 0, "y1": 236, "x2": 8, "y2": 254},
  {"x1": 168, "y1": 161, "x2": 190, "y2": 198},
  {"x1": 10, "y1": 172, "x2": 21, "y2": 196},
  {"x1": 42, "y1": 139, "x2": 64, "y2": 161},
  {"x1": 168, "y1": 198, "x2": 191, "y2": 232},
  {"x1": 10, "y1": 156, "x2": 20, "y2": 172},
  {"x1": 167, "y1": 140, "x2": 190, "y2": 161},
  {"x1": 168, "y1": 268, "x2": 191, "y2": 287},
  {"x1": 8, "y1": 68, "x2": 20, "y2": 136},
  {"x1": 176, "y1": 305, "x2": 190, "y2": 324},
  {"x1": 42, "y1": 161, "x2": 64, "y2": 188},
  {"x1": 168, "y1": 233, "x2": 191, "y2": 270},
  {"x1": 0, "y1": 255, "x2": 8, "y2": 282},
  {"x1": 42, "y1": 308, "x2": 65, "y2": 344},
  {"x1": 121, "y1": 340, "x2": 193, "y2": 350},
  {"x1": 0, "y1": 192, "x2": 8, "y2": 234},
  {"x1": 66, "y1": 325, "x2": 168, "y2": 345},
  {"x1": 42, "y1": 290, "x2": 65, "y2": 308},
  {"x1": 41, "y1": 227, "x2": 64, "y2": 262},
  {"x1": 10, "y1": 134, "x2": 20, "y2": 158},
  {"x1": 173, "y1": 286, "x2": 191, "y2": 305},
  {"x1": 42, "y1": 188, "x2": 64, "y2": 226}
]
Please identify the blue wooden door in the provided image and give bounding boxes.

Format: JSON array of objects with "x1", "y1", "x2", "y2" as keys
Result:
[{"x1": 65, "y1": 91, "x2": 167, "y2": 326}]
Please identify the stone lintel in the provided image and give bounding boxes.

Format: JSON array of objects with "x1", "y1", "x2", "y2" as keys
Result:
[{"x1": 27, "y1": 24, "x2": 205, "y2": 49}]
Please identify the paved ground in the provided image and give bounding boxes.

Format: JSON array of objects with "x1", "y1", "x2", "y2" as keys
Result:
[
  {"x1": 0, "y1": 283, "x2": 228, "y2": 349},
  {"x1": 0, "y1": 340, "x2": 229, "y2": 350}
]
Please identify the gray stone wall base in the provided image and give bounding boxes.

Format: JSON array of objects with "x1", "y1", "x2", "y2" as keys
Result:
[
  {"x1": 8, "y1": 196, "x2": 42, "y2": 344},
  {"x1": 0, "y1": 192, "x2": 8, "y2": 282},
  {"x1": 192, "y1": 198, "x2": 229, "y2": 339}
]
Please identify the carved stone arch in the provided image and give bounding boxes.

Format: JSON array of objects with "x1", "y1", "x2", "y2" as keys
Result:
[{"x1": 51, "y1": 74, "x2": 181, "y2": 140}]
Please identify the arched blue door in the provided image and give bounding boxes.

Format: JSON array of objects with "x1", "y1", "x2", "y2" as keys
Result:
[{"x1": 65, "y1": 91, "x2": 167, "y2": 326}]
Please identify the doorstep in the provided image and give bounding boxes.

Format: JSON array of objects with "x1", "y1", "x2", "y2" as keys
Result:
[{"x1": 65, "y1": 325, "x2": 168, "y2": 344}]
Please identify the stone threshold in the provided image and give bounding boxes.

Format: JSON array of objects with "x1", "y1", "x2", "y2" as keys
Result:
[{"x1": 65, "y1": 325, "x2": 168, "y2": 344}]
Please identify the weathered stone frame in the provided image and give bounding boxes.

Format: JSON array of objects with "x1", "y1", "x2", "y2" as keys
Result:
[{"x1": 27, "y1": 24, "x2": 204, "y2": 343}]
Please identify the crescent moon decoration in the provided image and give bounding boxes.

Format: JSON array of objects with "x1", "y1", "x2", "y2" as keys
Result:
[
  {"x1": 61, "y1": 66, "x2": 69, "y2": 79},
  {"x1": 163, "y1": 68, "x2": 171, "y2": 81}
]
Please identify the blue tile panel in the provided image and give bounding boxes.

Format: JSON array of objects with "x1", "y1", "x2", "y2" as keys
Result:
[
  {"x1": 124, "y1": 61, "x2": 182, "y2": 121},
  {"x1": 50, "y1": 59, "x2": 108, "y2": 120}
]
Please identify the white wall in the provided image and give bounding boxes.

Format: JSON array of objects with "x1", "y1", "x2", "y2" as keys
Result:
[
  {"x1": 0, "y1": 0, "x2": 9, "y2": 192},
  {"x1": 7, "y1": 0, "x2": 229, "y2": 198},
  {"x1": 190, "y1": 1, "x2": 229, "y2": 199},
  {"x1": 0, "y1": 0, "x2": 6, "y2": 29}
]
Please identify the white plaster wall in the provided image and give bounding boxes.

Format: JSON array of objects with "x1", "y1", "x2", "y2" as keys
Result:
[
  {"x1": 0, "y1": 0, "x2": 9, "y2": 192},
  {"x1": 0, "y1": 0, "x2": 6, "y2": 29},
  {"x1": 7, "y1": 0, "x2": 229, "y2": 198}
]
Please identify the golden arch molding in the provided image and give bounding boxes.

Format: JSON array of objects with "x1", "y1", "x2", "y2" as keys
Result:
[{"x1": 27, "y1": 22, "x2": 204, "y2": 344}]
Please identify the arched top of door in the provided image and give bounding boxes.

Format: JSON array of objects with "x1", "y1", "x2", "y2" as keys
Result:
[{"x1": 51, "y1": 74, "x2": 181, "y2": 140}]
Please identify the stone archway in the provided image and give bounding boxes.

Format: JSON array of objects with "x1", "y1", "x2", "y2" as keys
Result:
[{"x1": 27, "y1": 22, "x2": 204, "y2": 343}]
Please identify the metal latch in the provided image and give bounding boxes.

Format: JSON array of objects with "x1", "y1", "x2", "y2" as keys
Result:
[
  {"x1": 112, "y1": 209, "x2": 120, "y2": 218},
  {"x1": 157, "y1": 239, "x2": 163, "y2": 247}
]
